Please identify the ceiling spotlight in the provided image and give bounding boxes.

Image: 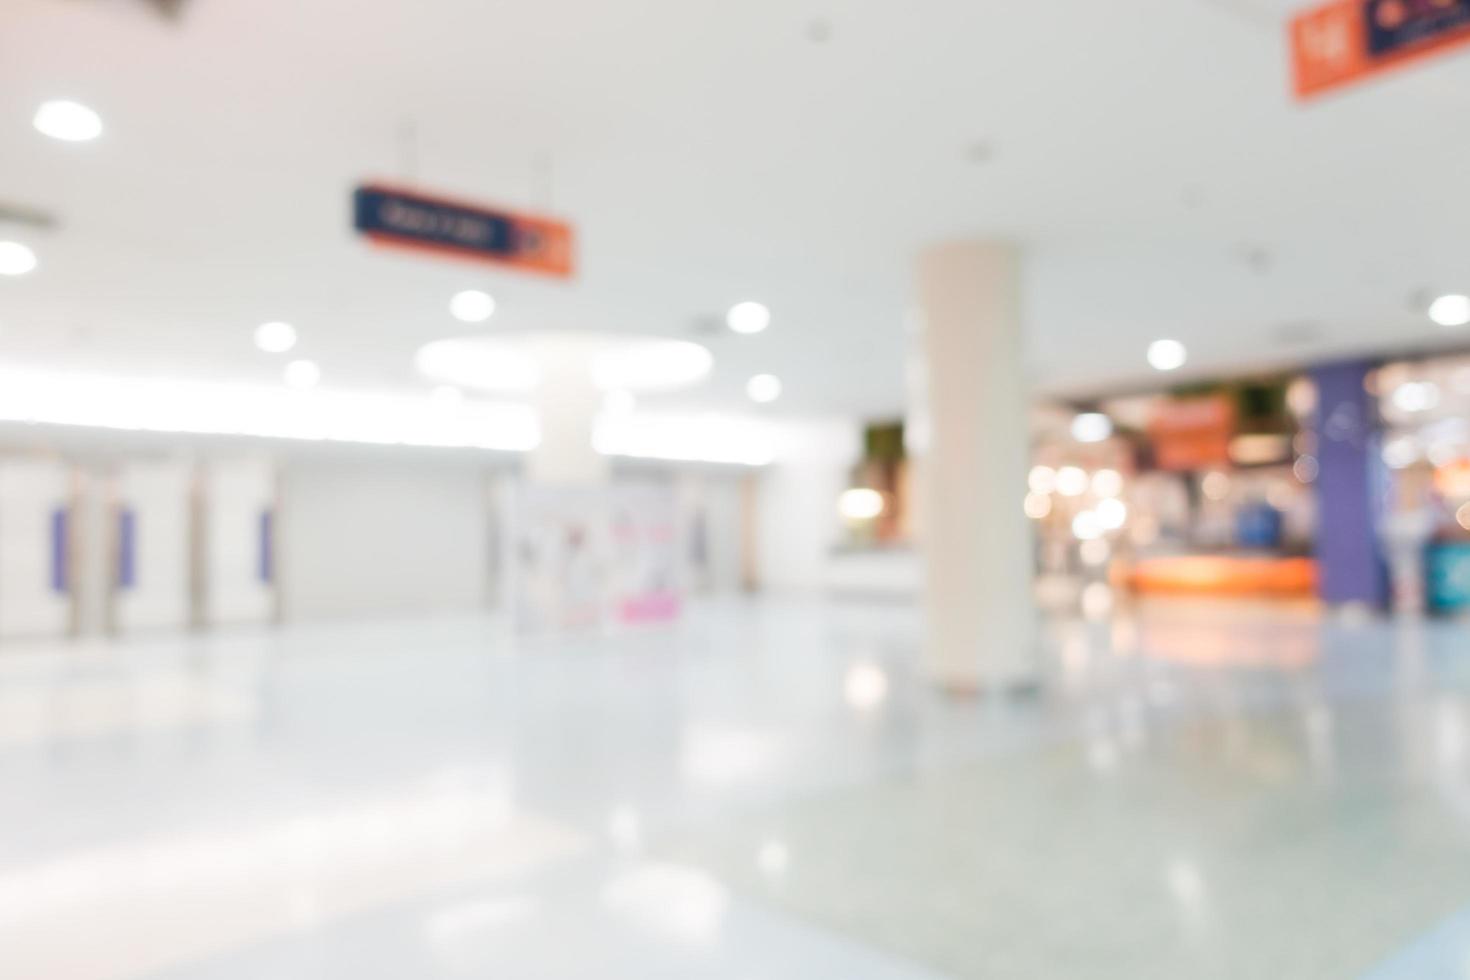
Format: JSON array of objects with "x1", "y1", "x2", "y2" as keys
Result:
[
  {"x1": 1429, "y1": 294, "x2": 1470, "y2": 329},
  {"x1": 450, "y1": 289, "x2": 496, "y2": 323},
  {"x1": 746, "y1": 374, "x2": 782, "y2": 404},
  {"x1": 1147, "y1": 339, "x2": 1187, "y2": 372},
  {"x1": 727, "y1": 301, "x2": 771, "y2": 335},
  {"x1": 33, "y1": 100, "x2": 103, "y2": 142},
  {"x1": 253, "y1": 321, "x2": 297, "y2": 354},
  {"x1": 0, "y1": 241, "x2": 38, "y2": 277},
  {"x1": 1070, "y1": 412, "x2": 1113, "y2": 444},
  {"x1": 283, "y1": 359, "x2": 321, "y2": 390}
]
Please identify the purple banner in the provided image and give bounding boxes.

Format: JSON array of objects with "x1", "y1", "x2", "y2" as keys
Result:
[
  {"x1": 118, "y1": 509, "x2": 136, "y2": 590},
  {"x1": 50, "y1": 508, "x2": 68, "y2": 594},
  {"x1": 1311, "y1": 361, "x2": 1387, "y2": 606}
]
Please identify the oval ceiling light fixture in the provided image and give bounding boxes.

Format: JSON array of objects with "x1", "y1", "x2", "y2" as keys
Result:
[
  {"x1": 431, "y1": 384, "x2": 464, "y2": 407},
  {"x1": 602, "y1": 389, "x2": 637, "y2": 415},
  {"x1": 591, "y1": 339, "x2": 713, "y2": 392},
  {"x1": 450, "y1": 289, "x2": 496, "y2": 323},
  {"x1": 0, "y1": 241, "x2": 38, "y2": 277},
  {"x1": 1429, "y1": 294, "x2": 1470, "y2": 328},
  {"x1": 1147, "y1": 338, "x2": 1188, "y2": 372},
  {"x1": 33, "y1": 99, "x2": 103, "y2": 142},
  {"x1": 415, "y1": 337, "x2": 542, "y2": 392},
  {"x1": 726, "y1": 301, "x2": 771, "y2": 335},
  {"x1": 254, "y1": 321, "x2": 297, "y2": 354},
  {"x1": 283, "y1": 359, "x2": 321, "y2": 390},
  {"x1": 746, "y1": 374, "x2": 782, "y2": 404},
  {"x1": 1070, "y1": 412, "x2": 1113, "y2": 444}
]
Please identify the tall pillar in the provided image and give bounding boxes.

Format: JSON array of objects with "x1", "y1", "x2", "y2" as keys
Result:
[
  {"x1": 916, "y1": 241, "x2": 1036, "y2": 692},
  {"x1": 1311, "y1": 360, "x2": 1386, "y2": 607},
  {"x1": 527, "y1": 339, "x2": 609, "y2": 486}
]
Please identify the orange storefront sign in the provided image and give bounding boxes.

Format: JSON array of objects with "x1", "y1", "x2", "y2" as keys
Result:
[
  {"x1": 1149, "y1": 396, "x2": 1236, "y2": 472},
  {"x1": 1292, "y1": 0, "x2": 1470, "y2": 100}
]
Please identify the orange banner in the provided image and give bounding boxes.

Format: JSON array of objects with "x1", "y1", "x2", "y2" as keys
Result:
[{"x1": 1292, "y1": 0, "x2": 1470, "y2": 100}]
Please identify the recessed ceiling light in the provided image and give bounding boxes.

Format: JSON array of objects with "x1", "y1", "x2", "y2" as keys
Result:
[
  {"x1": 746, "y1": 374, "x2": 782, "y2": 403},
  {"x1": 1147, "y1": 339, "x2": 1187, "y2": 372},
  {"x1": 1429, "y1": 294, "x2": 1470, "y2": 328},
  {"x1": 253, "y1": 321, "x2": 297, "y2": 354},
  {"x1": 283, "y1": 359, "x2": 321, "y2": 390},
  {"x1": 727, "y1": 301, "x2": 771, "y2": 335},
  {"x1": 450, "y1": 290, "x2": 496, "y2": 323},
  {"x1": 1070, "y1": 413, "x2": 1113, "y2": 444},
  {"x1": 33, "y1": 100, "x2": 103, "y2": 142},
  {"x1": 0, "y1": 241, "x2": 38, "y2": 277}
]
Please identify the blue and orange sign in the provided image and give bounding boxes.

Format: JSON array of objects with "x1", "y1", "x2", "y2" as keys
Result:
[
  {"x1": 1292, "y1": 0, "x2": 1470, "y2": 99},
  {"x1": 353, "y1": 183, "x2": 574, "y2": 278}
]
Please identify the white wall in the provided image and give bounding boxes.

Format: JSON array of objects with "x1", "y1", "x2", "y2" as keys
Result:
[
  {"x1": 0, "y1": 458, "x2": 74, "y2": 638},
  {"x1": 114, "y1": 460, "x2": 192, "y2": 633},
  {"x1": 279, "y1": 458, "x2": 492, "y2": 622},
  {"x1": 755, "y1": 419, "x2": 861, "y2": 593},
  {"x1": 203, "y1": 459, "x2": 277, "y2": 627}
]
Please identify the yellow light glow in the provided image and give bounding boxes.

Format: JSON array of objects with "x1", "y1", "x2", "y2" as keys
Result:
[{"x1": 838, "y1": 488, "x2": 885, "y2": 521}]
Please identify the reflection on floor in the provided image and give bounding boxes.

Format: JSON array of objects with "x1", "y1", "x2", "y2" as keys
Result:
[{"x1": 1, "y1": 599, "x2": 1468, "y2": 979}]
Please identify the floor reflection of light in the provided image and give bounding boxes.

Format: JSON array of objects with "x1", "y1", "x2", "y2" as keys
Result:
[
  {"x1": 681, "y1": 728, "x2": 785, "y2": 788},
  {"x1": 0, "y1": 674, "x2": 258, "y2": 748},
  {"x1": 601, "y1": 863, "x2": 728, "y2": 945},
  {"x1": 1302, "y1": 703, "x2": 1336, "y2": 778},
  {"x1": 425, "y1": 897, "x2": 540, "y2": 968},
  {"x1": 844, "y1": 663, "x2": 890, "y2": 712},
  {"x1": 1087, "y1": 738, "x2": 1120, "y2": 774},
  {"x1": 1165, "y1": 857, "x2": 1209, "y2": 928},
  {"x1": 1061, "y1": 636, "x2": 1091, "y2": 684},
  {"x1": 1110, "y1": 618, "x2": 1139, "y2": 656},
  {"x1": 757, "y1": 840, "x2": 791, "y2": 880},
  {"x1": 608, "y1": 804, "x2": 642, "y2": 854},
  {"x1": 1118, "y1": 696, "x2": 1148, "y2": 749},
  {"x1": 0, "y1": 783, "x2": 584, "y2": 980},
  {"x1": 1082, "y1": 583, "x2": 1114, "y2": 621}
]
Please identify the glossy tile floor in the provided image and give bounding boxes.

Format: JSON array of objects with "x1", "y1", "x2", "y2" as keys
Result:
[{"x1": 3, "y1": 597, "x2": 1470, "y2": 979}]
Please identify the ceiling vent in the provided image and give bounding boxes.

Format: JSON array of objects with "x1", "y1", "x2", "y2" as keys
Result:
[
  {"x1": 0, "y1": 201, "x2": 58, "y2": 231},
  {"x1": 68, "y1": 0, "x2": 189, "y2": 21},
  {"x1": 685, "y1": 314, "x2": 726, "y2": 337},
  {"x1": 141, "y1": 0, "x2": 188, "y2": 18}
]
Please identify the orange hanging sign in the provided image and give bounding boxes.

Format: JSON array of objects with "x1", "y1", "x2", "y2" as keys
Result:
[
  {"x1": 1291, "y1": 0, "x2": 1470, "y2": 100},
  {"x1": 353, "y1": 183, "x2": 575, "y2": 279}
]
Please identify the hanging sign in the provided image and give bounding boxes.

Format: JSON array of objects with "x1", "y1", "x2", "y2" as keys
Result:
[
  {"x1": 1291, "y1": 0, "x2": 1470, "y2": 99},
  {"x1": 352, "y1": 183, "x2": 574, "y2": 278}
]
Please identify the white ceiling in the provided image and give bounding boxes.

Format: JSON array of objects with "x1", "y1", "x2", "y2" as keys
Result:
[{"x1": 2, "y1": 0, "x2": 1470, "y2": 419}]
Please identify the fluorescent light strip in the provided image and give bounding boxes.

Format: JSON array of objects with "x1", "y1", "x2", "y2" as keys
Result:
[
  {"x1": 595, "y1": 413, "x2": 777, "y2": 467},
  {"x1": 0, "y1": 369, "x2": 776, "y2": 465},
  {"x1": 0, "y1": 369, "x2": 538, "y2": 451}
]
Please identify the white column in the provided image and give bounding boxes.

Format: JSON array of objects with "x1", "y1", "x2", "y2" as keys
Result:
[
  {"x1": 527, "y1": 339, "x2": 609, "y2": 486},
  {"x1": 916, "y1": 241, "x2": 1036, "y2": 692}
]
